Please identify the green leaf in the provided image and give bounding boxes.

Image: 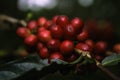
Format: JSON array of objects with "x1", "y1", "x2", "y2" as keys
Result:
[
  {"x1": 51, "y1": 59, "x2": 68, "y2": 64},
  {"x1": 102, "y1": 53, "x2": 120, "y2": 66},
  {"x1": 0, "y1": 71, "x2": 17, "y2": 80},
  {"x1": 0, "y1": 53, "x2": 85, "y2": 80},
  {"x1": 0, "y1": 54, "x2": 50, "y2": 80},
  {"x1": 0, "y1": 54, "x2": 76, "y2": 80}
]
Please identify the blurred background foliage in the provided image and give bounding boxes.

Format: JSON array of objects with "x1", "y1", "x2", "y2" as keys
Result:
[
  {"x1": 0, "y1": 0, "x2": 120, "y2": 20},
  {"x1": 0, "y1": 0, "x2": 120, "y2": 60}
]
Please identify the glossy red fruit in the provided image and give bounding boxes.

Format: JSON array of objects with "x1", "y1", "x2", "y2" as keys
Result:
[
  {"x1": 37, "y1": 42, "x2": 44, "y2": 51},
  {"x1": 38, "y1": 30, "x2": 52, "y2": 43},
  {"x1": 94, "y1": 55, "x2": 104, "y2": 62},
  {"x1": 16, "y1": 27, "x2": 31, "y2": 38},
  {"x1": 37, "y1": 27, "x2": 46, "y2": 33},
  {"x1": 50, "y1": 25, "x2": 63, "y2": 39},
  {"x1": 94, "y1": 41, "x2": 107, "y2": 54},
  {"x1": 43, "y1": 20, "x2": 52, "y2": 29},
  {"x1": 27, "y1": 20, "x2": 37, "y2": 31},
  {"x1": 66, "y1": 54, "x2": 77, "y2": 62},
  {"x1": 47, "y1": 39, "x2": 61, "y2": 51},
  {"x1": 85, "y1": 39, "x2": 94, "y2": 50},
  {"x1": 77, "y1": 30, "x2": 88, "y2": 41},
  {"x1": 113, "y1": 43, "x2": 120, "y2": 53},
  {"x1": 39, "y1": 47, "x2": 49, "y2": 59},
  {"x1": 71, "y1": 17, "x2": 84, "y2": 31},
  {"x1": 64, "y1": 24, "x2": 76, "y2": 40},
  {"x1": 49, "y1": 52, "x2": 64, "y2": 60},
  {"x1": 56, "y1": 15, "x2": 69, "y2": 28},
  {"x1": 76, "y1": 43, "x2": 91, "y2": 52},
  {"x1": 38, "y1": 17, "x2": 47, "y2": 27},
  {"x1": 52, "y1": 15, "x2": 59, "y2": 23},
  {"x1": 60, "y1": 40, "x2": 74, "y2": 55},
  {"x1": 24, "y1": 34, "x2": 37, "y2": 46}
]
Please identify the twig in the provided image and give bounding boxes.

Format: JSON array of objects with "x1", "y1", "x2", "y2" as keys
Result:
[
  {"x1": 95, "y1": 60, "x2": 120, "y2": 80},
  {"x1": 75, "y1": 49, "x2": 120, "y2": 80},
  {"x1": 0, "y1": 14, "x2": 27, "y2": 26}
]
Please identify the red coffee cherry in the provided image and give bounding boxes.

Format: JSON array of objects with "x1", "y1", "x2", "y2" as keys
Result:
[
  {"x1": 94, "y1": 41, "x2": 107, "y2": 54},
  {"x1": 64, "y1": 24, "x2": 76, "y2": 40},
  {"x1": 49, "y1": 52, "x2": 64, "y2": 60},
  {"x1": 76, "y1": 43, "x2": 91, "y2": 52},
  {"x1": 52, "y1": 15, "x2": 59, "y2": 24},
  {"x1": 77, "y1": 30, "x2": 88, "y2": 41},
  {"x1": 50, "y1": 25, "x2": 63, "y2": 39},
  {"x1": 66, "y1": 54, "x2": 77, "y2": 62},
  {"x1": 60, "y1": 40, "x2": 74, "y2": 55},
  {"x1": 38, "y1": 30, "x2": 52, "y2": 43},
  {"x1": 16, "y1": 27, "x2": 31, "y2": 38},
  {"x1": 113, "y1": 43, "x2": 120, "y2": 53},
  {"x1": 71, "y1": 17, "x2": 84, "y2": 31},
  {"x1": 43, "y1": 20, "x2": 52, "y2": 29},
  {"x1": 47, "y1": 39, "x2": 61, "y2": 51},
  {"x1": 38, "y1": 47, "x2": 49, "y2": 59},
  {"x1": 27, "y1": 20, "x2": 37, "y2": 31},
  {"x1": 85, "y1": 39, "x2": 94, "y2": 50},
  {"x1": 37, "y1": 42, "x2": 44, "y2": 51},
  {"x1": 94, "y1": 54, "x2": 104, "y2": 62},
  {"x1": 37, "y1": 27, "x2": 46, "y2": 33},
  {"x1": 56, "y1": 15, "x2": 69, "y2": 28},
  {"x1": 38, "y1": 17, "x2": 47, "y2": 27},
  {"x1": 24, "y1": 34, "x2": 37, "y2": 46}
]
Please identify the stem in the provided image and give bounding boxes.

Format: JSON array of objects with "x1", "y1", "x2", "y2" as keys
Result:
[
  {"x1": 69, "y1": 55, "x2": 83, "y2": 64},
  {"x1": 75, "y1": 49, "x2": 120, "y2": 80},
  {"x1": 95, "y1": 60, "x2": 120, "y2": 80},
  {"x1": 74, "y1": 60, "x2": 88, "y2": 73},
  {"x1": 0, "y1": 14, "x2": 27, "y2": 26}
]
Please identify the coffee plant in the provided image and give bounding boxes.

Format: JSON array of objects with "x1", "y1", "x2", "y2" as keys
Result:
[{"x1": 0, "y1": 15, "x2": 120, "y2": 80}]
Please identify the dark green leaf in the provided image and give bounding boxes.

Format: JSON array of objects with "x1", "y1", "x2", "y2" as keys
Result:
[
  {"x1": 0, "y1": 54, "x2": 73, "y2": 80},
  {"x1": 0, "y1": 54, "x2": 50, "y2": 80},
  {"x1": 51, "y1": 59, "x2": 68, "y2": 64},
  {"x1": 102, "y1": 53, "x2": 120, "y2": 66},
  {"x1": 0, "y1": 71, "x2": 17, "y2": 80},
  {"x1": 0, "y1": 53, "x2": 85, "y2": 80}
]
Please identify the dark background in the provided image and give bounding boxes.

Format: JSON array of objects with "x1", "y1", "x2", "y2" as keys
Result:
[{"x1": 0, "y1": 0, "x2": 120, "y2": 20}]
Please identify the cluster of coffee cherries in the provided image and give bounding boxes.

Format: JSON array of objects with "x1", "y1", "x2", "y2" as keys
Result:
[{"x1": 16, "y1": 15, "x2": 109, "y2": 63}]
